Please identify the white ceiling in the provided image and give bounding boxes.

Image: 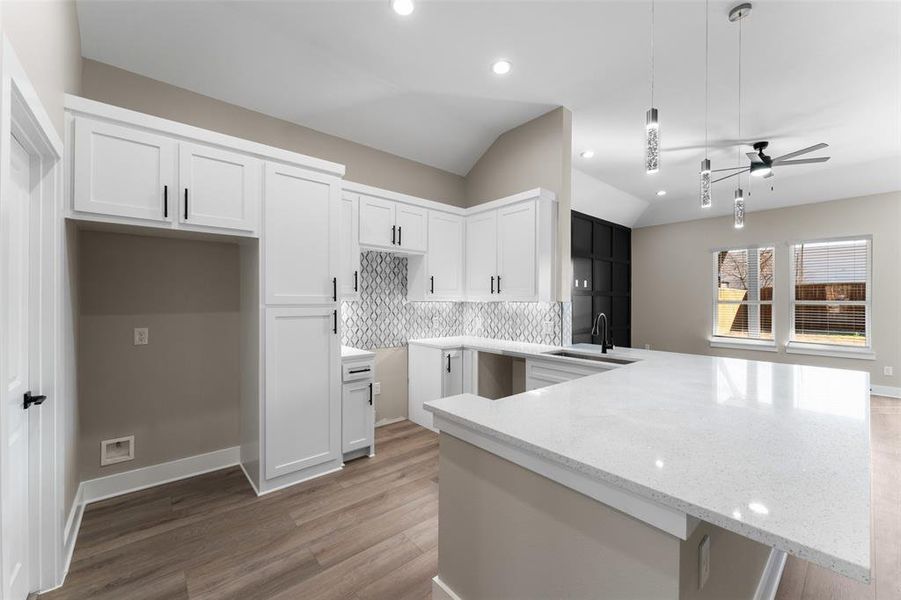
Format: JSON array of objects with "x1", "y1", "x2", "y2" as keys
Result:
[{"x1": 77, "y1": 1, "x2": 901, "y2": 226}]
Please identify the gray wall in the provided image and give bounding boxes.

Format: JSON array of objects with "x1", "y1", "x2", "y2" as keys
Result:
[
  {"x1": 632, "y1": 191, "x2": 901, "y2": 388},
  {"x1": 77, "y1": 231, "x2": 241, "y2": 481},
  {"x1": 80, "y1": 59, "x2": 467, "y2": 208}
]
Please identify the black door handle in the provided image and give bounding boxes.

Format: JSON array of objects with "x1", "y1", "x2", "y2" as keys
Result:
[
  {"x1": 24, "y1": 391, "x2": 47, "y2": 410},
  {"x1": 430, "y1": 275, "x2": 434, "y2": 294},
  {"x1": 446, "y1": 354, "x2": 451, "y2": 373},
  {"x1": 333, "y1": 277, "x2": 337, "y2": 301},
  {"x1": 333, "y1": 310, "x2": 338, "y2": 334},
  {"x1": 369, "y1": 382, "x2": 373, "y2": 405},
  {"x1": 354, "y1": 270, "x2": 358, "y2": 292},
  {"x1": 392, "y1": 225, "x2": 396, "y2": 245},
  {"x1": 163, "y1": 185, "x2": 168, "y2": 218},
  {"x1": 497, "y1": 275, "x2": 502, "y2": 293},
  {"x1": 184, "y1": 188, "x2": 189, "y2": 220},
  {"x1": 398, "y1": 226, "x2": 402, "y2": 246},
  {"x1": 490, "y1": 276, "x2": 495, "y2": 294}
]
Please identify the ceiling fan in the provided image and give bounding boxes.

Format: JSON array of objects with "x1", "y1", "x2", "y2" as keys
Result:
[{"x1": 712, "y1": 141, "x2": 831, "y2": 183}]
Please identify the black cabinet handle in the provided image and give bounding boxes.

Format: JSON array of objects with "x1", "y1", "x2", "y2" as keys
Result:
[
  {"x1": 354, "y1": 270, "x2": 358, "y2": 292},
  {"x1": 497, "y1": 275, "x2": 502, "y2": 293},
  {"x1": 430, "y1": 275, "x2": 434, "y2": 294},
  {"x1": 392, "y1": 225, "x2": 396, "y2": 245},
  {"x1": 23, "y1": 391, "x2": 47, "y2": 410},
  {"x1": 333, "y1": 277, "x2": 337, "y2": 301},
  {"x1": 163, "y1": 185, "x2": 168, "y2": 218},
  {"x1": 333, "y1": 310, "x2": 337, "y2": 334},
  {"x1": 490, "y1": 276, "x2": 495, "y2": 294},
  {"x1": 446, "y1": 354, "x2": 451, "y2": 373},
  {"x1": 398, "y1": 226, "x2": 402, "y2": 246},
  {"x1": 184, "y1": 188, "x2": 189, "y2": 220},
  {"x1": 369, "y1": 382, "x2": 373, "y2": 405},
  {"x1": 349, "y1": 367, "x2": 371, "y2": 374}
]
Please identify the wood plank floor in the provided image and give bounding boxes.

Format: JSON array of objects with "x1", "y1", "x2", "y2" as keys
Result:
[{"x1": 43, "y1": 397, "x2": 898, "y2": 600}]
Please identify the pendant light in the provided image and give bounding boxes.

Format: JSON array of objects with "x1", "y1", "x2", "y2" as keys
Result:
[
  {"x1": 699, "y1": 0, "x2": 712, "y2": 208},
  {"x1": 733, "y1": 188, "x2": 745, "y2": 228},
  {"x1": 645, "y1": 0, "x2": 659, "y2": 174},
  {"x1": 733, "y1": 3, "x2": 746, "y2": 228}
]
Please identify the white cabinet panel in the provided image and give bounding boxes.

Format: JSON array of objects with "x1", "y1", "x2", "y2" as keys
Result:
[
  {"x1": 179, "y1": 143, "x2": 259, "y2": 232},
  {"x1": 395, "y1": 203, "x2": 428, "y2": 252},
  {"x1": 265, "y1": 163, "x2": 339, "y2": 305},
  {"x1": 443, "y1": 350, "x2": 464, "y2": 396},
  {"x1": 73, "y1": 117, "x2": 176, "y2": 222},
  {"x1": 265, "y1": 307, "x2": 340, "y2": 479},
  {"x1": 359, "y1": 195, "x2": 396, "y2": 249},
  {"x1": 408, "y1": 344, "x2": 443, "y2": 431},
  {"x1": 465, "y1": 210, "x2": 498, "y2": 300},
  {"x1": 342, "y1": 380, "x2": 373, "y2": 453},
  {"x1": 340, "y1": 193, "x2": 361, "y2": 299},
  {"x1": 497, "y1": 200, "x2": 537, "y2": 301},
  {"x1": 427, "y1": 211, "x2": 464, "y2": 300}
]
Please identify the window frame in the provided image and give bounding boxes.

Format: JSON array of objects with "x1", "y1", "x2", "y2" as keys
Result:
[
  {"x1": 710, "y1": 244, "x2": 777, "y2": 348},
  {"x1": 787, "y1": 235, "x2": 873, "y2": 355}
]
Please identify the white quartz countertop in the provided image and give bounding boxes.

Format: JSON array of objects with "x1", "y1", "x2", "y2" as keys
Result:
[
  {"x1": 420, "y1": 337, "x2": 872, "y2": 582},
  {"x1": 341, "y1": 346, "x2": 375, "y2": 360}
]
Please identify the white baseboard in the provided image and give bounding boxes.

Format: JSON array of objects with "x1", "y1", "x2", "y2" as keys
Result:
[
  {"x1": 45, "y1": 485, "x2": 85, "y2": 592},
  {"x1": 376, "y1": 416, "x2": 406, "y2": 428},
  {"x1": 432, "y1": 576, "x2": 463, "y2": 600},
  {"x1": 871, "y1": 385, "x2": 901, "y2": 399},
  {"x1": 81, "y1": 446, "x2": 240, "y2": 505},
  {"x1": 753, "y1": 548, "x2": 787, "y2": 600},
  {"x1": 238, "y1": 461, "x2": 260, "y2": 496}
]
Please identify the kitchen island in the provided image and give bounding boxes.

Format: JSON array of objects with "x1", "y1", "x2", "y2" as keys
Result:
[{"x1": 422, "y1": 341, "x2": 871, "y2": 600}]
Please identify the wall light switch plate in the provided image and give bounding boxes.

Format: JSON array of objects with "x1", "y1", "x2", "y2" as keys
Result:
[
  {"x1": 543, "y1": 320, "x2": 555, "y2": 335},
  {"x1": 373, "y1": 382, "x2": 381, "y2": 395},
  {"x1": 134, "y1": 327, "x2": 149, "y2": 346},
  {"x1": 885, "y1": 366, "x2": 894, "y2": 376},
  {"x1": 698, "y1": 535, "x2": 710, "y2": 590}
]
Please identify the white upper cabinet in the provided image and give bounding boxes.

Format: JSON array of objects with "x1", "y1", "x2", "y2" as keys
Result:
[
  {"x1": 465, "y1": 210, "x2": 499, "y2": 300},
  {"x1": 395, "y1": 203, "x2": 428, "y2": 252},
  {"x1": 340, "y1": 192, "x2": 361, "y2": 300},
  {"x1": 264, "y1": 162, "x2": 340, "y2": 305},
  {"x1": 178, "y1": 143, "x2": 259, "y2": 232},
  {"x1": 358, "y1": 193, "x2": 427, "y2": 253},
  {"x1": 427, "y1": 211, "x2": 464, "y2": 299},
  {"x1": 497, "y1": 201, "x2": 537, "y2": 300},
  {"x1": 73, "y1": 117, "x2": 176, "y2": 223}
]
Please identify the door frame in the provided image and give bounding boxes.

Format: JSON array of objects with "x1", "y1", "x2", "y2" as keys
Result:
[{"x1": 0, "y1": 36, "x2": 66, "y2": 594}]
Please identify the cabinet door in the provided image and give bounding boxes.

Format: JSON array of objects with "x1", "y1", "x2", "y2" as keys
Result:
[
  {"x1": 179, "y1": 143, "x2": 259, "y2": 232},
  {"x1": 395, "y1": 203, "x2": 428, "y2": 252},
  {"x1": 265, "y1": 163, "x2": 339, "y2": 304},
  {"x1": 73, "y1": 117, "x2": 176, "y2": 222},
  {"x1": 358, "y1": 195, "x2": 396, "y2": 249},
  {"x1": 340, "y1": 193, "x2": 361, "y2": 299},
  {"x1": 497, "y1": 200, "x2": 537, "y2": 300},
  {"x1": 465, "y1": 210, "x2": 498, "y2": 300},
  {"x1": 265, "y1": 307, "x2": 340, "y2": 479},
  {"x1": 342, "y1": 380, "x2": 373, "y2": 453},
  {"x1": 428, "y1": 211, "x2": 464, "y2": 299},
  {"x1": 442, "y1": 350, "x2": 464, "y2": 397}
]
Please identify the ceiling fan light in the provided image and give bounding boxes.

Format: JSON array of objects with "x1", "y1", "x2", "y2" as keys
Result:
[
  {"x1": 700, "y1": 158, "x2": 712, "y2": 208},
  {"x1": 750, "y1": 163, "x2": 772, "y2": 177},
  {"x1": 733, "y1": 188, "x2": 745, "y2": 229},
  {"x1": 646, "y1": 108, "x2": 659, "y2": 174}
]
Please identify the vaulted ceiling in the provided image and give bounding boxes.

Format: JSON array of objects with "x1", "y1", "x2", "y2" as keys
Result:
[{"x1": 77, "y1": 0, "x2": 901, "y2": 226}]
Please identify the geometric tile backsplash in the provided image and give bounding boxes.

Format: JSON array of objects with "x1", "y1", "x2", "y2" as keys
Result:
[{"x1": 341, "y1": 251, "x2": 563, "y2": 350}]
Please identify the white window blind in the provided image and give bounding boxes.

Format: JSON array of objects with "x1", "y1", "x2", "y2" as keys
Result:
[
  {"x1": 790, "y1": 238, "x2": 870, "y2": 348},
  {"x1": 712, "y1": 247, "x2": 775, "y2": 340}
]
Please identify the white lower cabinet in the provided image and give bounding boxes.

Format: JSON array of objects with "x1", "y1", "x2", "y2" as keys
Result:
[
  {"x1": 408, "y1": 344, "x2": 466, "y2": 431},
  {"x1": 264, "y1": 307, "x2": 341, "y2": 480},
  {"x1": 342, "y1": 382, "x2": 374, "y2": 457}
]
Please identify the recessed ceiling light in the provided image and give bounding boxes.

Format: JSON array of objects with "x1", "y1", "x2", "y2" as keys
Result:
[
  {"x1": 391, "y1": 0, "x2": 414, "y2": 16},
  {"x1": 580, "y1": 150, "x2": 595, "y2": 159},
  {"x1": 656, "y1": 190, "x2": 666, "y2": 196},
  {"x1": 491, "y1": 60, "x2": 512, "y2": 75}
]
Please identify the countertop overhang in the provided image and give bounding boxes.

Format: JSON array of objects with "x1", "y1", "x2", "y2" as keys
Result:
[{"x1": 418, "y1": 337, "x2": 872, "y2": 582}]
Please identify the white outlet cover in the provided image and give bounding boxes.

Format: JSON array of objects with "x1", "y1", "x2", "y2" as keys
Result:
[
  {"x1": 134, "y1": 327, "x2": 149, "y2": 345},
  {"x1": 885, "y1": 366, "x2": 894, "y2": 376},
  {"x1": 101, "y1": 435, "x2": 135, "y2": 466},
  {"x1": 373, "y1": 382, "x2": 381, "y2": 395}
]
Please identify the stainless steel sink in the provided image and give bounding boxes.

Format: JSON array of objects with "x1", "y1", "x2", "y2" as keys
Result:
[{"x1": 542, "y1": 350, "x2": 636, "y2": 365}]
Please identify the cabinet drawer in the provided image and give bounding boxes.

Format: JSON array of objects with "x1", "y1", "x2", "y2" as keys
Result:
[{"x1": 343, "y1": 360, "x2": 374, "y2": 383}]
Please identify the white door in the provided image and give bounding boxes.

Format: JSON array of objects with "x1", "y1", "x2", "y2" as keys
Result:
[
  {"x1": 179, "y1": 143, "x2": 259, "y2": 232},
  {"x1": 264, "y1": 163, "x2": 339, "y2": 305},
  {"x1": 358, "y1": 195, "x2": 396, "y2": 249},
  {"x1": 339, "y1": 193, "x2": 361, "y2": 299},
  {"x1": 428, "y1": 211, "x2": 464, "y2": 299},
  {"x1": 465, "y1": 210, "x2": 498, "y2": 300},
  {"x1": 497, "y1": 201, "x2": 537, "y2": 300},
  {"x1": 265, "y1": 307, "x2": 340, "y2": 479},
  {"x1": 342, "y1": 381, "x2": 373, "y2": 453},
  {"x1": 73, "y1": 117, "x2": 176, "y2": 222},
  {"x1": 2, "y1": 135, "x2": 32, "y2": 600},
  {"x1": 395, "y1": 203, "x2": 428, "y2": 253}
]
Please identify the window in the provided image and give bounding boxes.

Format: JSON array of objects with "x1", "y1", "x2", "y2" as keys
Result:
[
  {"x1": 712, "y1": 247, "x2": 774, "y2": 341},
  {"x1": 790, "y1": 238, "x2": 870, "y2": 348}
]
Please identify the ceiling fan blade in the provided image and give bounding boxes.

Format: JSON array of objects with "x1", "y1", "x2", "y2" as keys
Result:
[
  {"x1": 712, "y1": 169, "x2": 748, "y2": 184},
  {"x1": 746, "y1": 152, "x2": 763, "y2": 163},
  {"x1": 711, "y1": 165, "x2": 748, "y2": 173},
  {"x1": 772, "y1": 143, "x2": 828, "y2": 163},
  {"x1": 774, "y1": 157, "x2": 830, "y2": 166}
]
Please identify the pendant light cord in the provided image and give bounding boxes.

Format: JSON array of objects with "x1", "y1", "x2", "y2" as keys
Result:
[
  {"x1": 704, "y1": 0, "x2": 708, "y2": 159},
  {"x1": 650, "y1": 0, "x2": 655, "y2": 106},
  {"x1": 737, "y1": 16, "x2": 742, "y2": 174}
]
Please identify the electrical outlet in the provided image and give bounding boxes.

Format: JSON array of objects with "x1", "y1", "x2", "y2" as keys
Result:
[
  {"x1": 543, "y1": 320, "x2": 555, "y2": 335},
  {"x1": 373, "y1": 382, "x2": 381, "y2": 395},
  {"x1": 133, "y1": 327, "x2": 149, "y2": 346},
  {"x1": 885, "y1": 366, "x2": 894, "y2": 377},
  {"x1": 698, "y1": 535, "x2": 711, "y2": 590}
]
